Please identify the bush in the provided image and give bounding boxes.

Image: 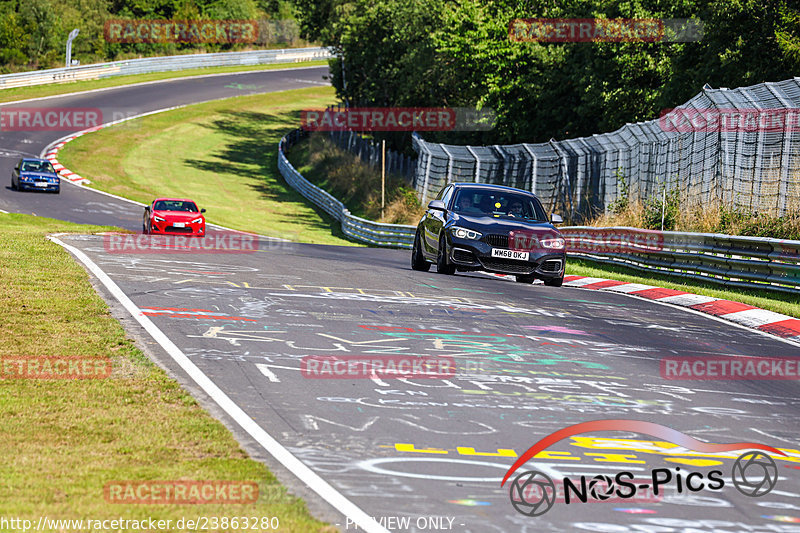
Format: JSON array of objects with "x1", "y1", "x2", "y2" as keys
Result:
[
  {"x1": 642, "y1": 186, "x2": 680, "y2": 231},
  {"x1": 608, "y1": 168, "x2": 629, "y2": 215}
]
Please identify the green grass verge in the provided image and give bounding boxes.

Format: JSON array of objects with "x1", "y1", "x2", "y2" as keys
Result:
[
  {"x1": 0, "y1": 60, "x2": 328, "y2": 104},
  {"x1": 57, "y1": 86, "x2": 357, "y2": 246},
  {"x1": 566, "y1": 258, "x2": 800, "y2": 319},
  {"x1": 0, "y1": 213, "x2": 334, "y2": 531}
]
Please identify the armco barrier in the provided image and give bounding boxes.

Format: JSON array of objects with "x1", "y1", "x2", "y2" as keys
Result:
[
  {"x1": 0, "y1": 47, "x2": 331, "y2": 90},
  {"x1": 286, "y1": 128, "x2": 800, "y2": 294},
  {"x1": 278, "y1": 129, "x2": 416, "y2": 248},
  {"x1": 561, "y1": 227, "x2": 800, "y2": 293}
]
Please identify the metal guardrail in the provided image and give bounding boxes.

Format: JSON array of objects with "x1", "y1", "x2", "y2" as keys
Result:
[
  {"x1": 0, "y1": 47, "x2": 331, "y2": 90},
  {"x1": 561, "y1": 227, "x2": 800, "y2": 293},
  {"x1": 279, "y1": 129, "x2": 800, "y2": 292},
  {"x1": 278, "y1": 129, "x2": 416, "y2": 248}
]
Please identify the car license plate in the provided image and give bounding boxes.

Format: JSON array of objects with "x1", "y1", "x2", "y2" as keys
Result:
[
  {"x1": 491, "y1": 248, "x2": 529, "y2": 261},
  {"x1": 173, "y1": 222, "x2": 186, "y2": 228},
  {"x1": 35, "y1": 182, "x2": 48, "y2": 187}
]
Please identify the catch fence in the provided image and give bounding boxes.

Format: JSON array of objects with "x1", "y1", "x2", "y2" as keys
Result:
[{"x1": 412, "y1": 78, "x2": 800, "y2": 221}]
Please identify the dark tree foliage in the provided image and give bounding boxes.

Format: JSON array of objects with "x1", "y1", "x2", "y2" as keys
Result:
[
  {"x1": 294, "y1": 0, "x2": 800, "y2": 145},
  {"x1": 0, "y1": 0, "x2": 300, "y2": 73}
]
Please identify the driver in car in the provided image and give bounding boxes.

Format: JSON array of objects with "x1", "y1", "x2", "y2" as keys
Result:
[
  {"x1": 456, "y1": 195, "x2": 479, "y2": 213},
  {"x1": 508, "y1": 200, "x2": 524, "y2": 217}
]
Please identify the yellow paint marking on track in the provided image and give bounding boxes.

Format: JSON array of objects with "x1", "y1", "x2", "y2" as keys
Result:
[
  {"x1": 584, "y1": 452, "x2": 647, "y2": 464},
  {"x1": 456, "y1": 447, "x2": 517, "y2": 457},
  {"x1": 390, "y1": 437, "x2": 800, "y2": 465},
  {"x1": 395, "y1": 443, "x2": 448, "y2": 454}
]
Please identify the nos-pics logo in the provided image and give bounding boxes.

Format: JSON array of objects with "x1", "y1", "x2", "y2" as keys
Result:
[{"x1": 502, "y1": 419, "x2": 783, "y2": 517}]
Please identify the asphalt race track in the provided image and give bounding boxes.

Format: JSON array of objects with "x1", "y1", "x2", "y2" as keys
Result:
[
  {"x1": 4, "y1": 68, "x2": 800, "y2": 532},
  {"x1": 0, "y1": 65, "x2": 329, "y2": 223}
]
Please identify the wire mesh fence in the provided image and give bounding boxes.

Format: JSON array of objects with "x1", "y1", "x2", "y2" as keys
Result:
[
  {"x1": 325, "y1": 130, "x2": 415, "y2": 182},
  {"x1": 412, "y1": 78, "x2": 800, "y2": 222}
]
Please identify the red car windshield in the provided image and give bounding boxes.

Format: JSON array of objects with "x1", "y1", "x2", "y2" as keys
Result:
[{"x1": 154, "y1": 200, "x2": 199, "y2": 212}]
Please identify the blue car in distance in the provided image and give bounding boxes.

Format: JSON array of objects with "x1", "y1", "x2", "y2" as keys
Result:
[{"x1": 11, "y1": 158, "x2": 60, "y2": 193}]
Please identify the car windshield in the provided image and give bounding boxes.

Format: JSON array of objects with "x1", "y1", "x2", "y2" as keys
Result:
[
  {"x1": 21, "y1": 161, "x2": 55, "y2": 173},
  {"x1": 154, "y1": 200, "x2": 199, "y2": 212},
  {"x1": 452, "y1": 189, "x2": 547, "y2": 221}
]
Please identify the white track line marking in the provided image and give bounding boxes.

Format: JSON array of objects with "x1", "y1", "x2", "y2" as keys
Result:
[
  {"x1": 256, "y1": 363, "x2": 281, "y2": 383},
  {"x1": 48, "y1": 235, "x2": 388, "y2": 533}
]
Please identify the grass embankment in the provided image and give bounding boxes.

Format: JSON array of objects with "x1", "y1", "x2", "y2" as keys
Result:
[
  {"x1": 0, "y1": 60, "x2": 329, "y2": 104},
  {"x1": 0, "y1": 213, "x2": 333, "y2": 530},
  {"x1": 57, "y1": 86, "x2": 356, "y2": 246},
  {"x1": 285, "y1": 133, "x2": 425, "y2": 225}
]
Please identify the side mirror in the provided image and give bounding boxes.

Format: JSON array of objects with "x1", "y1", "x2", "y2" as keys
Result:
[
  {"x1": 428, "y1": 200, "x2": 446, "y2": 211},
  {"x1": 200, "y1": 208, "x2": 206, "y2": 213},
  {"x1": 551, "y1": 213, "x2": 563, "y2": 224}
]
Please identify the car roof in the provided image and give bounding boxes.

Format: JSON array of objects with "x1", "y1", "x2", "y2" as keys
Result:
[
  {"x1": 451, "y1": 182, "x2": 538, "y2": 196},
  {"x1": 153, "y1": 198, "x2": 197, "y2": 203},
  {"x1": 21, "y1": 158, "x2": 50, "y2": 163}
]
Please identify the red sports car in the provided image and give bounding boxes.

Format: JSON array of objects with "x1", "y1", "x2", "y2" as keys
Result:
[{"x1": 143, "y1": 198, "x2": 206, "y2": 235}]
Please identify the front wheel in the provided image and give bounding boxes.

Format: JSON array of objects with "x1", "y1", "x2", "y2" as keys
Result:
[
  {"x1": 436, "y1": 235, "x2": 455, "y2": 275},
  {"x1": 544, "y1": 276, "x2": 563, "y2": 287},
  {"x1": 411, "y1": 231, "x2": 431, "y2": 272}
]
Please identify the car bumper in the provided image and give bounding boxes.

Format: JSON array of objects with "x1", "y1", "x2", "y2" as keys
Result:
[
  {"x1": 448, "y1": 237, "x2": 565, "y2": 278},
  {"x1": 149, "y1": 222, "x2": 205, "y2": 236},
  {"x1": 19, "y1": 181, "x2": 59, "y2": 191}
]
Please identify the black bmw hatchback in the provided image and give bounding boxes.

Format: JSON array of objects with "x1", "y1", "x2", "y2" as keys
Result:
[{"x1": 411, "y1": 183, "x2": 566, "y2": 285}]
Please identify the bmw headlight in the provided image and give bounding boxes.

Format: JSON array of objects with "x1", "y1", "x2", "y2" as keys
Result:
[
  {"x1": 541, "y1": 237, "x2": 565, "y2": 250},
  {"x1": 191, "y1": 217, "x2": 203, "y2": 224},
  {"x1": 154, "y1": 216, "x2": 165, "y2": 222},
  {"x1": 451, "y1": 226, "x2": 482, "y2": 240}
]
